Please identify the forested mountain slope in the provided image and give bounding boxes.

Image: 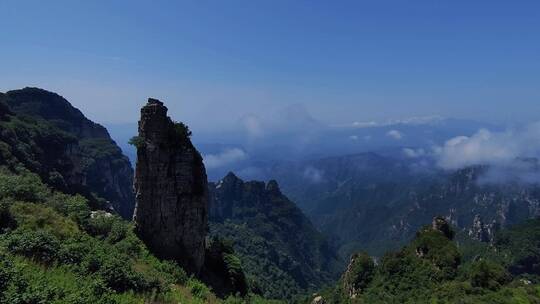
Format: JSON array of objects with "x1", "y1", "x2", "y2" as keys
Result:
[
  {"x1": 266, "y1": 153, "x2": 540, "y2": 258},
  {"x1": 0, "y1": 89, "x2": 280, "y2": 303},
  {"x1": 0, "y1": 88, "x2": 135, "y2": 218},
  {"x1": 311, "y1": 217, "x2": 540, "y2": 304},
  {"x1": 209, "y1": 172, "x2": 342, "y2": 299}
]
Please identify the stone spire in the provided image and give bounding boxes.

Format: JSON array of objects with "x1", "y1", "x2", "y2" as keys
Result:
[
  {"x1": 133, "y1": 98, "x2": 208, "y2": 274},
  {"x1": 468, "y1": 214, "x2": 492, "y2": 243}
]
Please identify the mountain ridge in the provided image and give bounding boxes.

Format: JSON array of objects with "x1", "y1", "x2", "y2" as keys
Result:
[
  {"x1": 260, "y1": 152, "x2": 540, "y2": 258},
  {"x1": 0, "y1": 87, "x2": 135, "y2": 218},
  {"x1": 209, "y1": 172, "x2": 342, "y2": 299}
]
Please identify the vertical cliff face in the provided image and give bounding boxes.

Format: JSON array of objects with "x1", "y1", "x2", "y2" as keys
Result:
[{"x1": 133, "y1": 98, "x2": 208, "y2": 274}]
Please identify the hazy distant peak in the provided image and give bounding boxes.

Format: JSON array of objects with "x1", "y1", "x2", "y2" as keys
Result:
[
  {"x1": 265, "y1": 180, "x2": 281, "y2": 194},
  {"x1": 223, "y1": 171, "x2": 241, "y2": 182},
  {"x1": 343, "y1": 115, "x2": 446, "y2": 129}
]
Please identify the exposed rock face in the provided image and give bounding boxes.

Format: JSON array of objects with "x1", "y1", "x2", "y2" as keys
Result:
[
  {"x1": 469, "y1": 215, "x2": 495, "y2": 242},
  {"x1": 133, "y1": 98, "x2": 208, "y2": 274},
  {"x1": 343, "y1": 256, "x2": 360, "y2": 298},
  {"x1": 0, "y1": 88, "x2": 135, "y2": 218},
  {"x1": 311, "y1": 295, "x2": 326, "y2": 304},
  {"x1": 208, "y1": 172, "x2": 341, "y2": 299},
  {"x1": 341, "y1": 252, "x2": 375, "y2": 299},
  {"x1": 432, "y1": 216, "x2": 454, "y2": 239}
]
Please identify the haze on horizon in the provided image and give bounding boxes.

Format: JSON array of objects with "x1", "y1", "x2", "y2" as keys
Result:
[{"x1": 1, "y1": 0, "x2": 540, "y2": 133}]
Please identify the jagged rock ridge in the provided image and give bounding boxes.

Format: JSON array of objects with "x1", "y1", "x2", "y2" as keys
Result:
[
  {"x1": 133, "y1": 98, "x2": 208, "y2": 274},
  {"x1": 208, "y1": 172, "x2": 341, "y2": 299}
]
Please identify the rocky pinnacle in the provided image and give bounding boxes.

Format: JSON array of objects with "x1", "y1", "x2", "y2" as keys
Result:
[{"x1": 133, "y1": 98, "x2": 208, "y2": 274}]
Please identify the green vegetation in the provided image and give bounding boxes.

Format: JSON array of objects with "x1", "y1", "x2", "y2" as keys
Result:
[
  {"x1": 341, "y1": 252, "x2": 374, "y2": 295},
  {"x1": 211, "y1": 221, "x2": 307, "y2": 299},
  {"x1": 209, "y1": 177, "x2": 340, "y2": 300},
  {"x1": 8, "y1": 87, "x2": 540, "y2": 303},
  {"x1": 128, "y1": 136, "x2": 145, "y2": 149},
  {"x1": 128, "y1": 122, "x2": 191, "y2": 149},
  {"x1": 202, "y1": 237, "x2": 249, "y2": 297},
  {"x1": 80, "y1": 138, "x2": 126, "y2": 163},
  {"x1": 0, "y1": 88, "x2": 285, "y2": 303},
  {"x1": 494, "y1": 219, "x2": 540, "y2": 280},
  {"x1": 312, "y1": 220, "x2": 540, "y2": 304},
  {"x1": 0, "y1": 108, "x2": 77, "y2": 177},
  {"x1": 0, "y1": 88, "x2": 135, "y2": 218},
  {"x1": 0, "y1": 169, "x2": 282, "y2": 303},
  {"x1": 173, "y1": 121, "x2": 192, "y2": 138}
]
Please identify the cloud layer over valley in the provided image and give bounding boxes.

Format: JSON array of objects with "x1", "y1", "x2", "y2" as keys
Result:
[
  {"x1": 203, "y1": 148, "x2": 248, "y2": 169},
  {"x1": 436, "y1": 123, "x2": 540, "y2": 170},
  {"x1": 428, "y1": 122, "x2": 540, "y2": 184}
]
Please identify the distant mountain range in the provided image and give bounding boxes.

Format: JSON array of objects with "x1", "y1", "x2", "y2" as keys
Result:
[
  {"x1": 102, "y1": 103, "x2": 540, "y2": 262},
  {"x1": 0, "y1": 88, "x2": 342, "y2": 300},
  {"x1": 106, "y1": 115, "x2": 499, "y2": 181},
  {"x1": 2, "y1": 87, "x2": 540, "y2": 303},
  {"x1": 252, "y1": 152, "x2": 540, "y2": 259}
]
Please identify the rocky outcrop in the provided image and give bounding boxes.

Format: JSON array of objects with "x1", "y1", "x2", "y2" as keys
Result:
[
  {"x1": 432, "y1": 216, "x2": 454, "y2": 239},
  {"x1": 208, "y1": 172, "x2": 341, "y2": 299},
  {"x1": 0, "y1": 88, "x2": 135, "y2": 218},
  {"x1": 311, "y1": 295, "x2": 326, "y2": 304},
  {"x1": 133, "y1": 98, "x2": 208, "y2": 274},
  {"x1": 469, "y1": 215, "x2": 495, "y2": 242},
  {"x1": 341, "y1": 252, "x2": 375, "y2": 299}
]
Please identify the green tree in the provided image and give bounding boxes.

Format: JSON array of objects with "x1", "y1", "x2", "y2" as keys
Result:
[
  {"x1": 342, "y1": 252, "x2": 375, "y2": 296},
  {"x1": 470, "y1": 259, "x2": 510, "y2": 290}
]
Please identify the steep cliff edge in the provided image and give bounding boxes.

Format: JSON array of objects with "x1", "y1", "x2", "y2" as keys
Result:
[
  {"x1": 0, "y1": 88, "x2": 135, "y2": 218},
  {"x1": 209, "y1": 172, "x2": 341, "y2": 299},
  {"x1": 133, "y1": 98, "x2": 208, "y2": 275}
]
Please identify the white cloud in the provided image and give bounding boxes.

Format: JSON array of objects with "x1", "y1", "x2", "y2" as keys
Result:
[
  {"x1": 478, "y1": 163, "x2": 540, "y2": 185},
  {"x1": 349, "y1": 135, "x2": 359, "y2": 141},
  {"x1": 388, "y1": 115, "x2": 444, "y2": 126},
  {"x1": 346, "y1": 115, "x2": 443, "y2": 129},
  {"x1": 435, "y1": 123, "x2": 540, "y2": 170},
  {"x1": 403, "y1": 148, "x2": 426, "y2": 158},
  {"x1": 351, "y1": 121, "x2": 378, "y2": 128},
  {"x1": 386, "y1": 129, "x2": 403, "y2": 140},
  {"x1": 203, "y1": 148, "x2": 248, "y2": 169},
  {"x1": 433, "y1": 123, "x2": 540, "y2": 183},
  {"x1": 238, "y1": 104, "x2": 324, "y2": 141},
  {"x1": 303, "y1": 166, "x2": 324, "y2": 183}
]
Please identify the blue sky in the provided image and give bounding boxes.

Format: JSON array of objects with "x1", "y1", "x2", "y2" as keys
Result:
[{"x1": 1, "y1": 0, "x2": 539, "y2": 131}]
